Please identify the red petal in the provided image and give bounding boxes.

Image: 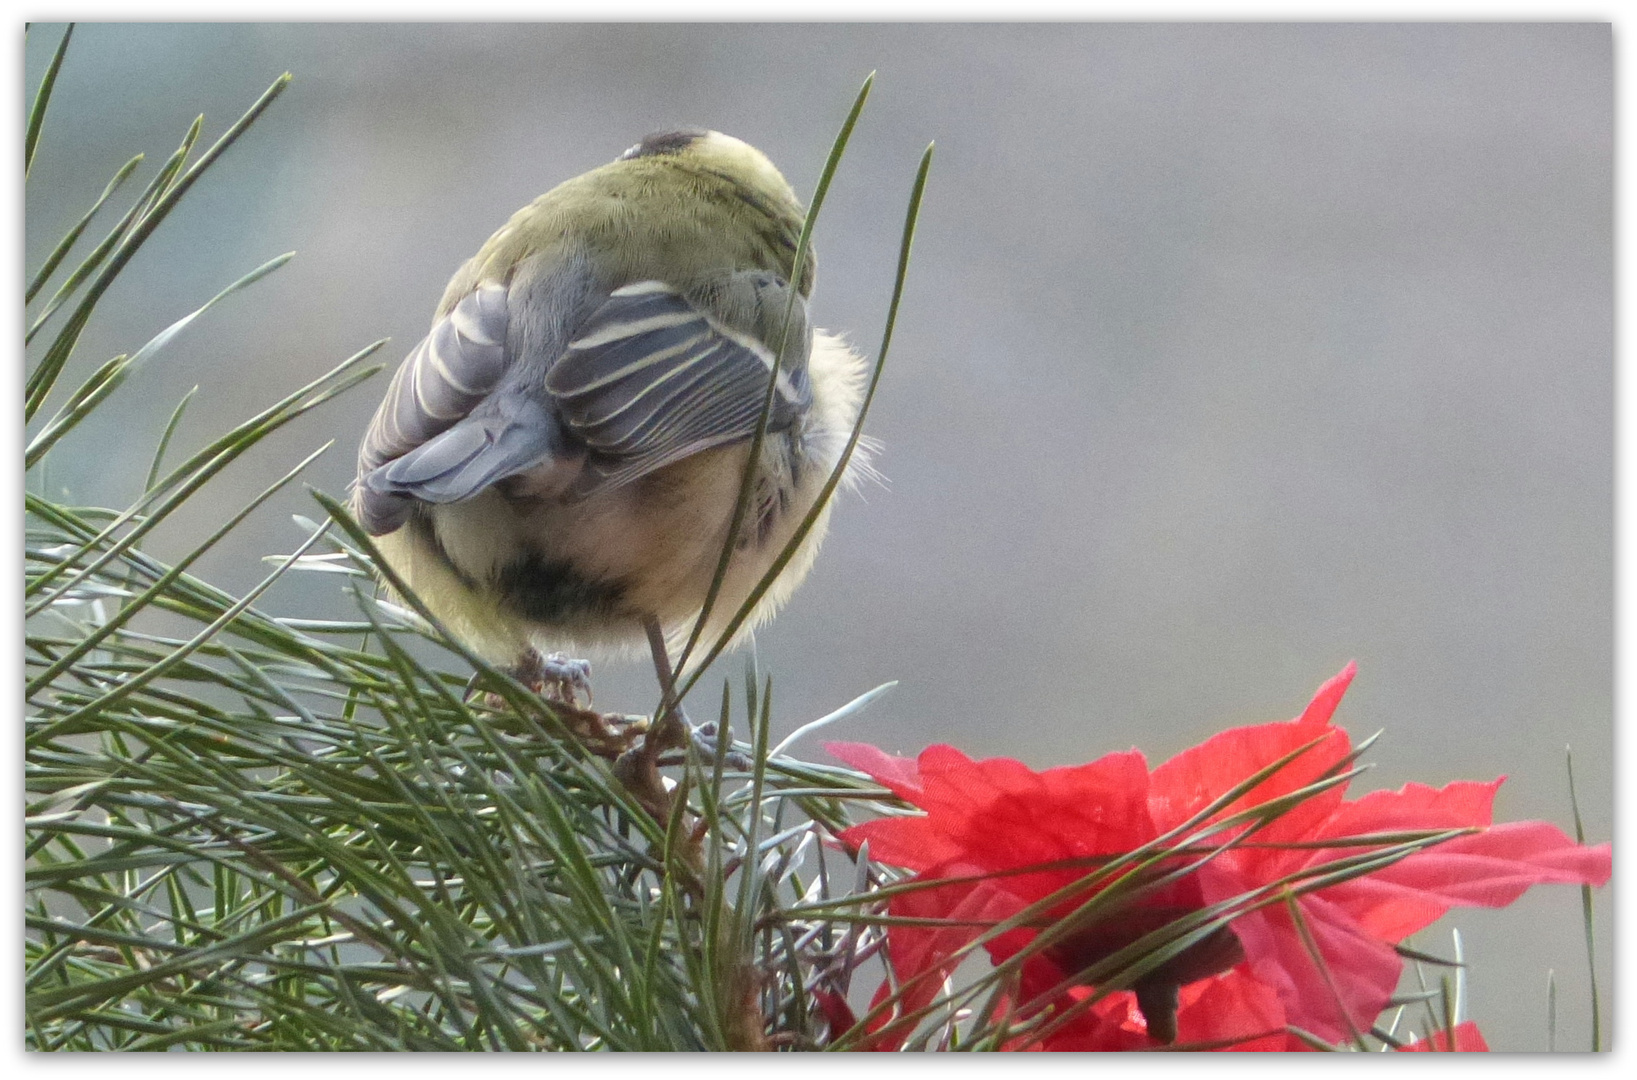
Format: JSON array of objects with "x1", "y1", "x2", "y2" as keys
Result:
[
  {"x1": 915, "y1": 748, "x2": 1155, "y2": 877},
  {"x1": 857, "y1": 980, "x2": 901, "y2": 1051},
  {"x1": 1296, "y1": 662, "x2": 1357, "y2": 730},
  {"x1": 1317, "y1": 778, "x2": 1502, "y2": 836},
  {"x1": 1147, "y1": 670, "x2": 1361, "y2": 884},
  {"x1": 865, "y1": 872, "x2": 1027, "y2": 1050},
  {"x1": 1270, "y1": 777, "x2": 1503, "y2": 941},
  {"x1": 841, "y1": 745, "x2": 1158, "y2": 897},
  {"x1": 1397, "y1": 1020, "x2": 1489, "y2": 1052},
  {"x1": 1149, "y1": 717, "x2": 1352, "y2": 858},
  {"x1": 1323, "y1": 824, "x2": 1611, "y2": 941},
  {"x1": 826, "y1": 741, "x2": 926, "y2": 801},
  {"x1": 1024, "y1": 990, "x2": 1154, "y2": 1051},
  {"x1": 836, "y1": 817, "x2": 963, "y2": 871},
  {"x1": 1221, "y1": 891, "x2": 1403, "y2": 1046},
  {"x1": 1174, "y1": 969, "x2": 1291, "y2": 1051},
  {"x1": 911, "y1": 745, "x2": 1043, "y2": 823},
  {"x1": 1149, "y1": 666, "x2": 1358, "y2": 833},
  {"x1": 811, "y1": 989, "x2": 857, "y2": 1039}
]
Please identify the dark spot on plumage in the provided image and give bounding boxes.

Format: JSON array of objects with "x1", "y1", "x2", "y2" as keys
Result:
[
  {"x1": 495, "y1": 553, "x2": 627, "y2": 624},
  {"x1": 619, "y1": 129, "x2": 708, "y2": 160}
]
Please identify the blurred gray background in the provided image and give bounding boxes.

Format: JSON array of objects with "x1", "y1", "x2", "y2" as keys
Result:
[{"x1": 24, "y1": 23, "x2": 1611, "y2": 1050}]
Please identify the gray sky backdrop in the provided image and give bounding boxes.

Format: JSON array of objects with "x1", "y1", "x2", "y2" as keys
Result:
[{"x1": 24, "y1": 23, "x2": 1611, "y2": 1050}]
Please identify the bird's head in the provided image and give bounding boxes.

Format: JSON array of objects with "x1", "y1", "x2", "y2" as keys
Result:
[{"x1": 610, "y1": 128, "x2": 811, "y2": 293}]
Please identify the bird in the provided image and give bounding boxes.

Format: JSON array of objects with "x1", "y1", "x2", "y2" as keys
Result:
[{"x1": 351, "y1": 129, "x2": 868, "y2": 712}]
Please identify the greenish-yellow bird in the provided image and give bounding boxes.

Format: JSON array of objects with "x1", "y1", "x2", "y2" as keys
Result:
[{"x1": 353, "y1": 130, "x2": 867, "y2": 692}]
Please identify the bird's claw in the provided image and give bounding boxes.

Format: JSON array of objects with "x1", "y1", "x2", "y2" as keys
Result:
[
  {"x1": 535, "y1": 652, "x2": 593, "y2": 706},
  {"x1": 463, "y1": 648, "x2": 592, "y2": 707},
  {"x1": 475, "y1": 647, "x2": 590, "y2": 706}
]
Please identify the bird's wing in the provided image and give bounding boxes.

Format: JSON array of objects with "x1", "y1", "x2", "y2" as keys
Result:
[
  {"x1": 354, "y1": 274, "x2": 812, "y2": 533},
  {"x1": 360, "y1": 390, "x2": 565, "y2": 517},
  {"x1": 357, "y1": 283, "x2": 511, "y2": 477},
  {"x1": 354, "y1": 282, "x2": 559, "y2": 534},
  {"x1": 545, "y1": 280, "x2": 811, "y2": 493}
]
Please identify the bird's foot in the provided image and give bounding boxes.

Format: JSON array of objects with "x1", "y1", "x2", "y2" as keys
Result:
[
  {"x1": 465, "y1": 648, "x2": 639, "y2": 754},
  {"x1": 512, "y1": 649, "x2": 648, "y2": 758},
  {"x1": 517, "y1": 648, "x2": 593, "y2": 706},
  {"x1": 464, "y1": 647, "x2": 593, "y2": 706}
]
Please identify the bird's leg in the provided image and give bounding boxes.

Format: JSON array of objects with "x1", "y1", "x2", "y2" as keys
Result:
[
  {"x1": 613, "y1": 618, "x2": 696, "y2": 831},
  {"x1": 642, "y1": 618, "x2": 690, "y2": 752}
]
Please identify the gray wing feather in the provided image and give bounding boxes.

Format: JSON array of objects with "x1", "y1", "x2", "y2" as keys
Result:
[
  {"x1": 546, "y1": 280, "x2": 812, "y2": 492},
  {"x1": 366, "y1": 393, "x2": 563, "y2": 501},
  {"x1": 353, "y1": 268, "x2": 816, "y2": 534},
  {"x1": 358, "y1": 283, "x2": 510, "y2": 477},
  {"x1": 354, "y1": 282, "x2": 524, "y2": 533}
]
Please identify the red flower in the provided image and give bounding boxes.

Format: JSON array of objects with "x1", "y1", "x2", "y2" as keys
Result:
[{"x1": 831, "y1": 663, "x2": 1610, "y2": 1051}]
